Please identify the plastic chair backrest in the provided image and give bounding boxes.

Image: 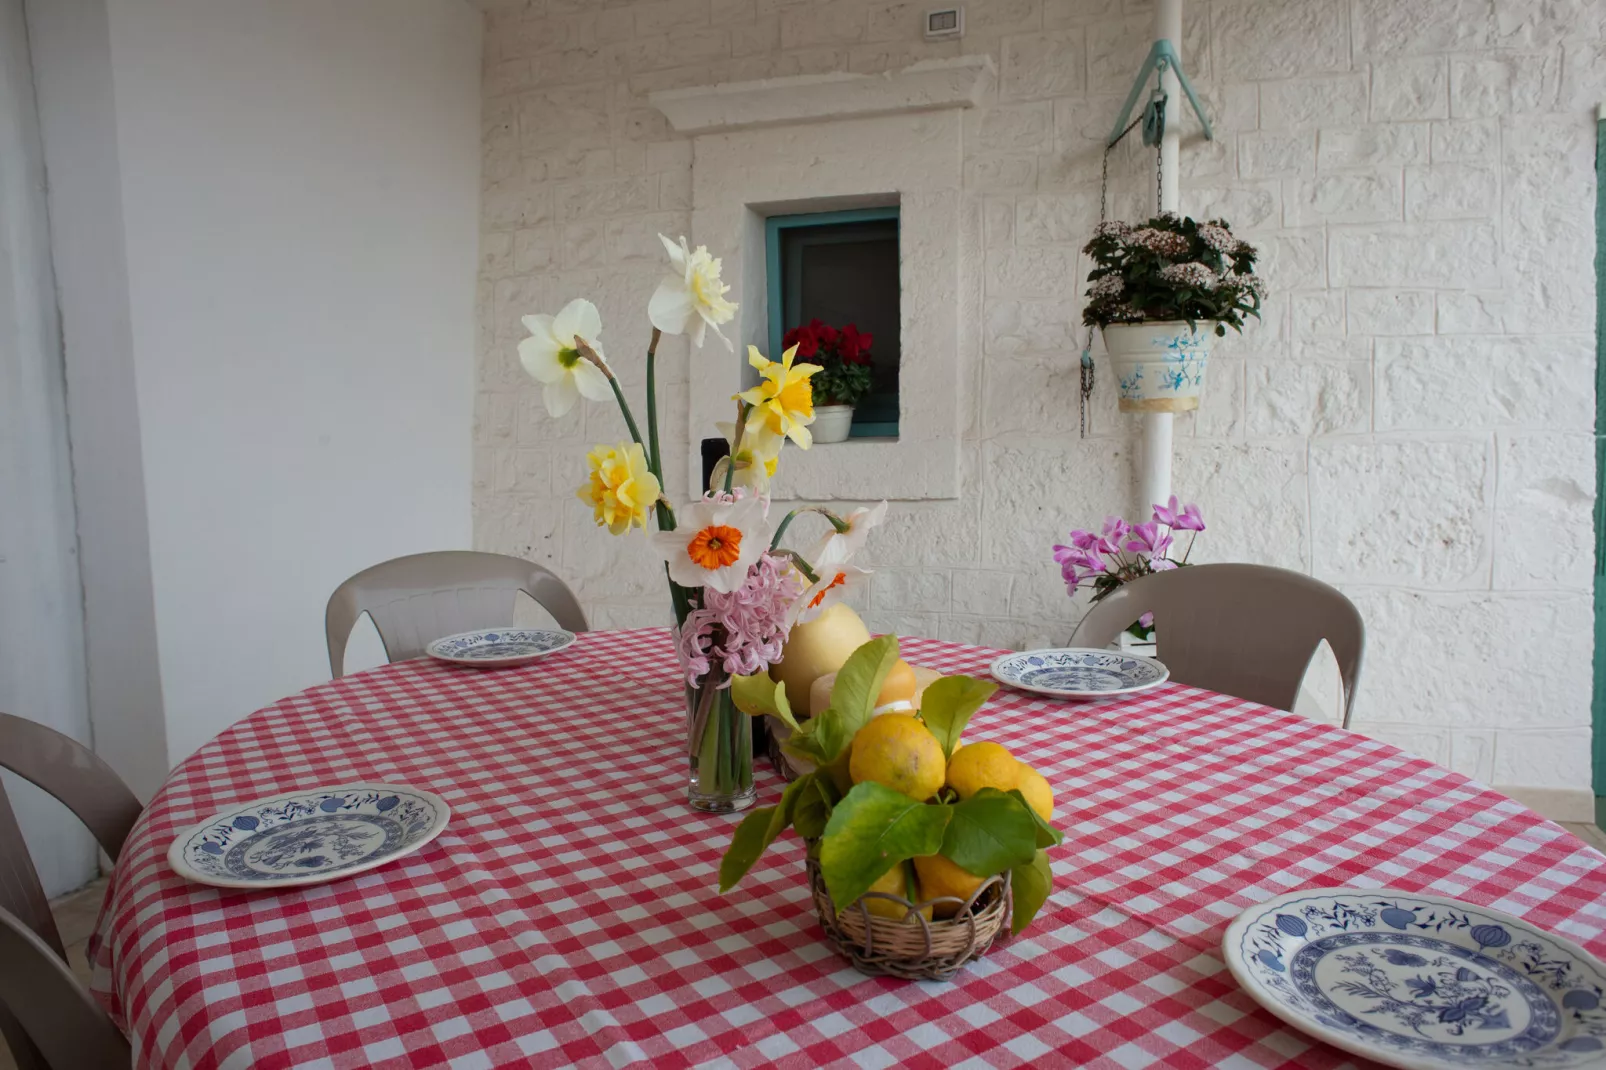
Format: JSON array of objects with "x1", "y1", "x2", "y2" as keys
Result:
[
  {"x1": 1068, "y1": 563, "x2": 1365, "y2": 728},
  {"x1": 0, "y1": 712, "x2": 140, "y2": 1068},
  {"x1": 325, "y1": 551, "x2": 589, "y2": 678}
]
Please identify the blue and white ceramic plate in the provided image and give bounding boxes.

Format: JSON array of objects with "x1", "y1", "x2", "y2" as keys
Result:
[
  {"x1": 424, "y1": 628, "x2": 575, "y2": 668},
  {"x1": 167, "y1": 784, "x2": 450, "y2": 890},
  {"x1": 988, "y1": 647, "x2": 1169, "y2": 700},
  {"x1": 1225, "y1": 888, "x2": 1606, "y2": 1070}
]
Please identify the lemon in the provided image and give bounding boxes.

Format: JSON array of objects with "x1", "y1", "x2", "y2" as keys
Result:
[
  {"x1": 1015, "y1": 766, "x2": 1054, "y2": 821},
  {"x1": 912, "y1": 853, "x2": 988, "y2": 918},
  {"x1": 861, "y1": 861, "x2": 932, "y2": 921},
  {"x1": 848, "y1": 714, "x2": 946, "y2": 801},
  {"x1": 945, "y1": 741, "x2": 1021, "y2": 800}
]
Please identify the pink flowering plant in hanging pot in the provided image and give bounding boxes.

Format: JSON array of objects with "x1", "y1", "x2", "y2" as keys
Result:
[{"x1": 1053, "y1": 496, "x2": 1206, "y2": 640}]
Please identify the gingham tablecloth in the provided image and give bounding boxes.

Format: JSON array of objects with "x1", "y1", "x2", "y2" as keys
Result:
[{"x1": 90, "y1": 629, "x2": 1606, "y2": 1070}]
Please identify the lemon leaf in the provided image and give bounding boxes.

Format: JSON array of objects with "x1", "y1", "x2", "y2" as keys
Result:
[
  {"x1": 820, "y1": 781, "x2": 950, "y2": 912},
  {"x1": 918, "y1": 676, "x2": 997, "y2": 760},
  {"x1": 822, "y1": 635, "x2": 901, "y2": 754},
  {"x1": 718, "y1": 773, "x2": 812, "y2": 892},
  {"x1": 781, "y1": 715, "x2": 831, "y2": 767},
  {"x1": 940, "y1": 788, "x2": 1038, "y2": 877},
  {"x1": 793, "y1": 775, "x2": 836, "y2": 840},
  {"x1": 1009, "y1": 849, "x2": 1053, "y2": 935},
  {"x1": 730, "y1": 673, "x2": 798, "y2": 733},
  {"x1": 1009, "y1": 788, "x2": 1065, "y2": 848}
]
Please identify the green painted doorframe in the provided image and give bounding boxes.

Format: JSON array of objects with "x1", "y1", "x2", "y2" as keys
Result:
[{"x1": 1594, "y1": 110, "x2": 1606, "y2": 826}]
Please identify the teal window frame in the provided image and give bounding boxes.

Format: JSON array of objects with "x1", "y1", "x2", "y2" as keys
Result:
[{"x1": 764, "y1": 206, "x2": 900, "y2": 438}]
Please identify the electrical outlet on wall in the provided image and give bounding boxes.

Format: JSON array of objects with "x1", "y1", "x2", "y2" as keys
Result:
[{"x1": 924, "y1": 7, "x2": 963, "y2": 38}]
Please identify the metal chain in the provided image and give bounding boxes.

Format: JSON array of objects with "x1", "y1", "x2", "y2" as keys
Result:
[{"x1": 1083, "y1": 111, "x2": 1147, "y2": 438}]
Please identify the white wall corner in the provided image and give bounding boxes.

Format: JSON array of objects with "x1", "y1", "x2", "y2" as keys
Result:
[{"x1": 649, "y1": 55, "x2": 994, "y2": 135}]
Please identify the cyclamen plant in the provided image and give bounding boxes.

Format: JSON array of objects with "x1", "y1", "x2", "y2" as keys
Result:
[
  {"x1": 1053, "y1": 496, "x2": 1206, "y2": 639},
  {"x1": 783, "y1": 319, "x2": 874, "y2": 407},
  {"x1": 1082, "y1": 214, "x2": 1264, "y2": 336}
]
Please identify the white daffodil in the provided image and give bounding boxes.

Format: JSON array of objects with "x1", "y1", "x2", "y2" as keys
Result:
[
  {"x1": 809, "y1": 501, "x2": 888, "y2": 566},
  {"x1": 648, "y1": 234, "x2": 737, "y2": 350},
  {"x1": 789, "y1": 540, "x2": 871, "y2": 626},
  {"x1": 518, "y1": 298, "x2": 612, "y2": 418},
  {"x1": 651, "y1": 494, "x2": 770, "y2": 593}
]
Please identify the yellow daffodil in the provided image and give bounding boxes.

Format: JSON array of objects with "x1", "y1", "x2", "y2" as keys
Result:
[
  {"x1": 578, "y1": 442, "x2": 661, "y2": 535},
  {"x1": 648, "y1": 234, "x2": 737, "y2": 350},
  {"x1": 739, "y1": 345, "x2": 821, "y2": 448},
  {"x1": 709, "y1": 420, "x2": 782, "y2": 493}
]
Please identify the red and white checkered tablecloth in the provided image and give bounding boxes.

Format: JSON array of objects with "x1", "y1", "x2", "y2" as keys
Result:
[{"x1": 89, "y1": 629, "x2": 1606, "y2": 1070}]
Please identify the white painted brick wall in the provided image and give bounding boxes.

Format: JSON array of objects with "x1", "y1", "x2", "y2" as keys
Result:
[{"x1": 474, "y1": 0, "x2": 1601, "y2": 793}]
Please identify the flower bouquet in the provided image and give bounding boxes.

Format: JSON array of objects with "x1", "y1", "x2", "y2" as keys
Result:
[
  {"x1": 1053, "y1": 495, "x2": 1205, "y2": 642},
  {"x1": 517, "y1": 234, "x2": 888, "y2": 813},
  {"x1": 781, "y1": 319, "x2": 874, "y2": 444},
  {"x1": 1081, "y1": 213, "x2": 1264, "y2": 412},
  {"x1": 723, "y1": 635, "x2": 1062, "y2": 980}
]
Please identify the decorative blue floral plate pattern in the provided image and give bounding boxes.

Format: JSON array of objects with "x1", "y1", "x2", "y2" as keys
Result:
[
  {"x1": 424, "y1": 628, "x2": 575, "y2": 668},
  {"x1": 167, "y1": 784, "x2": 450, "y2": 890},
  {"x1": 988, "y1": 647, "x2": 1169, "y2": 700},
  {"x1": 1225, "y1": 888, "x2": 1606, "y2": 1070}
]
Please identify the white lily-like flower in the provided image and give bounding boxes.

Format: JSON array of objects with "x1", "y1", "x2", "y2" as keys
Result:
[
  {"x1": 518, "y1": 298, "x2": 612, "y2": 418},
  {"x1": 651, "y1": 494, "x2": 770, "y2": 593},
  {"x1": 648, "y1": 234, "x2": 737, "y2": 350},
  {"x1": 809, "y1": 501, "x2": 888, "y2": 566},
  {"x1": 789, "y1": 540, "x2": 871, "y2": 626}
]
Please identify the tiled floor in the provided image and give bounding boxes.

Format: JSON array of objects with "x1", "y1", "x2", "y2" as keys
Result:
[{"x1": 4, "y1": 827, "x2": 1605, "y2": 1068}]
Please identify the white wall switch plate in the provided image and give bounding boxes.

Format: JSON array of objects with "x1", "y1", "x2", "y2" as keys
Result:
[{"x1": 925, "y1": 7, "x2": 963, "y2": 37}]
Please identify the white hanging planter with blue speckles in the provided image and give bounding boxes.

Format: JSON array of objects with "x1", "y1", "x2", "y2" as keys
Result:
[{"x1": 1103, "y1": 320, "x2": 1212, "y2": 413}]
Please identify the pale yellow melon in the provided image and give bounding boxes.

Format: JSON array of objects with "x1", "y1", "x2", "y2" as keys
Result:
[{"x1": 770, "y1": 603, "x2": 872, "y2": 717}]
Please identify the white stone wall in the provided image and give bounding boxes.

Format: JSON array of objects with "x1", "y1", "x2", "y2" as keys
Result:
[{"x1": 475, "y1": 0, "x2": 1602, "y2": 796}]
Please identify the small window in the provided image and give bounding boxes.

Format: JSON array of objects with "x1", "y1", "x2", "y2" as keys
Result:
[{"x1": 765, "y1": 207, "x2": 900, "y2": 439}]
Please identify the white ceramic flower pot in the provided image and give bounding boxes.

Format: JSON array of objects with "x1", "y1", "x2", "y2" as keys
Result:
[
  {"x1": 811, "y1": 404, "x2": 854, "y2": 444},
  {"x1": 1102, "y1": 321, "x2": 1212, "y2": 413}
]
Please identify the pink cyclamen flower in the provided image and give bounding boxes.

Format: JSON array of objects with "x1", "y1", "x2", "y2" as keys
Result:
[
  {"x1": 1152, "y1": 495, "x2": 1206, "y2": 533},
  {"x1": 1124, "y1": 522, "x2": 1173, "y2": 561},
  {"x1": 1100, "y1": 515, "x2": 1131, "y2": 548},
  {"x1": 1138, "y1": 612, "x2": 1155, "y2": 628}
]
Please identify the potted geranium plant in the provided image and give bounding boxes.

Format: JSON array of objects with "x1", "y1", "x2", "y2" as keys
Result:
[
  {"x1": 782, "y1": 319, "x2": 873, "y2": 444},
  {"x1": 1082, "y1": 215, "x2": 1264, "y2": 413}
]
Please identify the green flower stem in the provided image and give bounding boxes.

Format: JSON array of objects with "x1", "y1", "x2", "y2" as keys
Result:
[
  {"x1": 769, "y1": 506, "x2": 849, "y2": 552},
  {"x1": 644, "y1": 329, "x2": 668, "y2": 527},
  {"x1": 606, "y1": 377, "x2": 647, "y2": 455},
  {"x1": 721, "y1": 401, "x2": 747, "y2": 496},
  {"x1": 775, "y1": 549, "x2": 820, "y2": 585}
]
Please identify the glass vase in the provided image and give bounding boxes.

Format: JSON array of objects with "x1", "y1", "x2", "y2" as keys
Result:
[{"x1": 686, "y1": 670, "x2": 755, "y2": 813}]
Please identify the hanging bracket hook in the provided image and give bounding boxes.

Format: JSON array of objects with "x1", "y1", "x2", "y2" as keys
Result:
[{"x1": 1105, "y1": 38, "x2": 1214, "y2": 148}]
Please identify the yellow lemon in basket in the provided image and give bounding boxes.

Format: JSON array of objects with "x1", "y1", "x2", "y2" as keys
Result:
[
  {"x1": 945, "y1": 741, "x2": 1022, "y2": 800},
  {"x1": 1015, "y1": 766, "x2": 1054, "y2": 822},
  {"x1": 849, "y1": 714, "x2": 945, "y2": 801},
  {"x1": 861, "y1": 861, "x2": 933, "y2": 922},
  {"x1": 912, "y1": 853, "x2": 988, "y2": 919}
]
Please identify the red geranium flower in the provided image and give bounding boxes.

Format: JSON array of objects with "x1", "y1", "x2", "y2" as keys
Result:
[
  {"x1": 839, "y1": 324, "x2": 873, "y2": 365},
  {"x1": 788, "y1": 323, "x2": 819, "y2": 359}
]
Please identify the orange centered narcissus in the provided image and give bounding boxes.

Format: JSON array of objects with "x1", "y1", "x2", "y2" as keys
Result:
[
  {"x1": 687, "y1": 525, "x2": 743, "y2": 570},
  {"x1": 808, "y1": 571, "x2": 848, "y2": 608}
]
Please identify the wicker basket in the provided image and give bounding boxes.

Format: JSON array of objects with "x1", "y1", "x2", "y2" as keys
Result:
[{"x1": 805, "y1": 849, "x2": 1012, "y2": 981}]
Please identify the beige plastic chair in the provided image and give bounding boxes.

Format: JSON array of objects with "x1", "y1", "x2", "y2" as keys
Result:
[
  {"x1": 1068, "y1": 563, "x2": 1365, "y2": 728},
  {"x1": 0, "y1": 712, "x2": 140, "y2": 1069},
  {"x1": 325, "y1": 551, "x2": 589, "y2": 678}
]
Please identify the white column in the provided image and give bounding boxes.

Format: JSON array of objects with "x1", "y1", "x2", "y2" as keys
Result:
[{"x1": 1140, "y1": 0, "x2": 1182, "y2": 513}]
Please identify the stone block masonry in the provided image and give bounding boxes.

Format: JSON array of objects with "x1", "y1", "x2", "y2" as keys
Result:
[{"x1": 473, "y1": 0, "x2": 1601, "y2": 802}]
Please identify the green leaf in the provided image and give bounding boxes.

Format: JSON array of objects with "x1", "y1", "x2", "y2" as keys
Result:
[
  {"x1": 820, "y1": 635, "x2": 901, "y2": 757},
  {"x1": 1009, "y1": 789, "x2": 1065, "y2": 849},
  {"x1": 730, "y1": 673, "x2": 798, "y2": 733},
  {"x1": 718, "y1": 774, "x2": 812, "y2": 892},
  {"x1": 792, "y1": 773, "x2": 843, "y2": 841},
  {"x1": 918, "y1": 676, "x2": 997, "y2": 760},
  {"x1": 781, "y1": 714, "x2": 831, "y2": 767},
  {"x1": 1009, "y1": 849, "x2": 1053, "y2": 936},
  {"x1": 940, "y1": 788, "x2": 1039, "y2": 877},
  {"x1": 819, "y1": 782, "x2": 950, "y2": 912}
]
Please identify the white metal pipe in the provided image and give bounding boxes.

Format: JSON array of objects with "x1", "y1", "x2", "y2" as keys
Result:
[{"x1": 1141, "y1": 0, "x2": 1182, "y2": 513}]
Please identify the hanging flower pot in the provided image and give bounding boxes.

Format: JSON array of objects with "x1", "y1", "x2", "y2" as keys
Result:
[
  {"x1": 1080, "y1": 215, "x2": 1266, "y2": 415},
  {"x1": 1102, "y1": 321, "x2": 1211, "y2": 413}
]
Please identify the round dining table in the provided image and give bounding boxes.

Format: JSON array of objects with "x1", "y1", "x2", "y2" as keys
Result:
[{"x1": 89, "y1": 629, "x2": 1606, "y2": 1069}]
